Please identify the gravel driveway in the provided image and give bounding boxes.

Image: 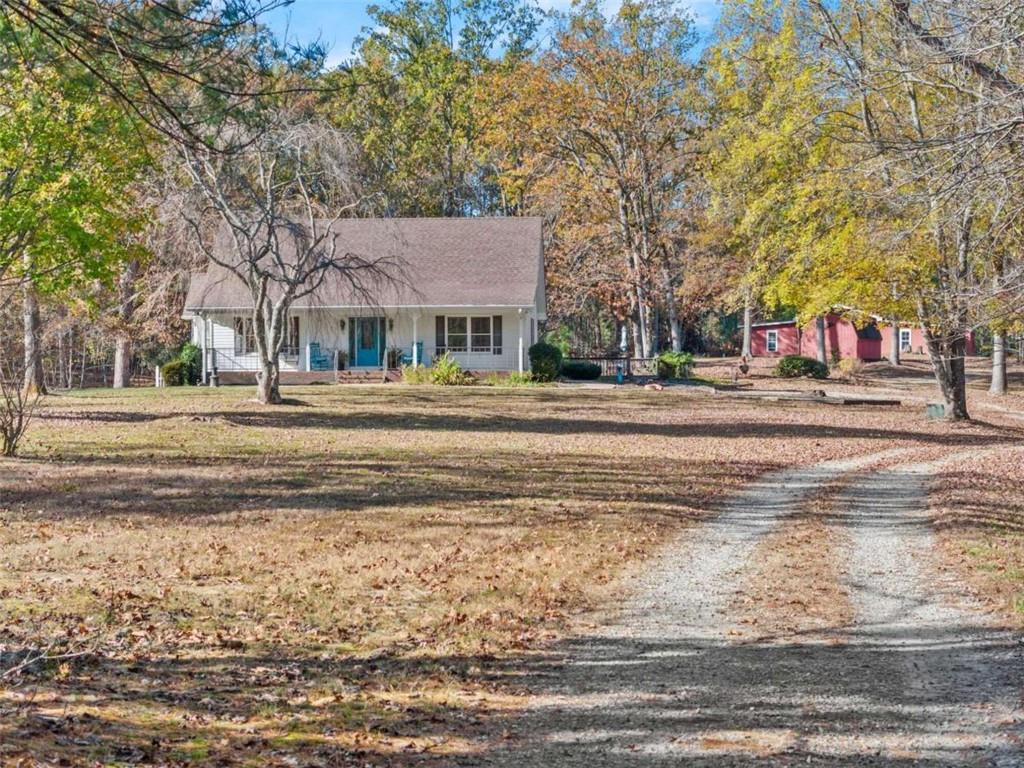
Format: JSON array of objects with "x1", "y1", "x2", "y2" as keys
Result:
[{"x1": 471, "y1": 452, "x2": 1024, "y2": 767}]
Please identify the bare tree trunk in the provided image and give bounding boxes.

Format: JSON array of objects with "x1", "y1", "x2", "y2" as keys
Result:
[
  {"x1": 256, "y1": 361, "x2": 281, "y2": 404},
  {"x1": 57, "y1": 331, "x2": 65, "y2": 390},
  {"x1": 990, "y1": 331, "x2": 1007, "y2": 395},
  {"x1": 22, "y1": 282, "x2": 46, "y2": 395},
  {"x1": 66, "y1": 329, "x2": 74, "y2": 388},
  {"x1": 79, "y1": 332, "x2": 87, "y2": 389},
  {"x1": 923, "y1": 327, "x2": 969, "y2": 419},
  {"x1": 634, "y1": 277, "x2": 652, "y2": 357},
  {"x1": 889, "y1": 321, "x2": 901, "y2": 365},
  {"x1": 253, "y1": 293, "x2": 286, "y2": 405},
  {"x1": 112, "y1": 260, "x2": 139, "y2": 388},
  {"x1": 815, "y1": 315, "x2": 827, "y2": 365},
  {"x1": 741, "y1": 288, "x2": 752, "y2": 358},
  {"x1": 630, "y1": 316, "x2": 642, "y2": 358},
  {"x1": 661, "y1": 266, "x2": 682, "y2": 353},
  {"x1": 113, "y1": 339, "x2": 132, "y2": 388}
]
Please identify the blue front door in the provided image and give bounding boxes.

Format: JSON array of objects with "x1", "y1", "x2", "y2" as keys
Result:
[{"x1": 353, "y1": 317, "x2": 384, "y2": 367}]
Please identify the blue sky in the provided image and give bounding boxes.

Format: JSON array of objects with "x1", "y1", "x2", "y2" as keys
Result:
[{"x1": 263, "y1": 0, "x2": 721, "y2": 67}]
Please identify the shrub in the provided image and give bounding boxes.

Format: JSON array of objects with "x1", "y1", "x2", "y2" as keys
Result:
[
  {"x1": 528, "y1": 342, "x2": 562, "y2": 382},
  {"x1": 775, "y1": 355, "x2": 829, "y2": 379},
  {"x1": 561, "y1": 361, "x2": 602, "y2": 380},
  {"x1": 161, "y1": 359, "x2": 187, "y2": 386},
  {"x1": 0, "y1": 361, "x2": 39, "y2": 457},
  {"x1": 430, "y1": 353, "x2": 472, "y2": 386},
  {"x1": 506, "y1": 371, "x2": 536, "y2": 386},
  {"x1": 482, "y1": 372, "x2": 537, "y2": 387},
  {"x1": 657, "y1": 351, "x2": 695, "y2": 380},
  {"x1": 178, "y1": 342, "x2": 201, "y2": 385},
  {"x1": 401, "y1": 364, "x2": 430, "y2": 384},
  {"x1": 836, "y1": 357, "x2": 863, "y2": 381}
]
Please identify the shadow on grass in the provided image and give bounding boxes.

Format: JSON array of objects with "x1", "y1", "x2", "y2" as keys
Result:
[
  {"x1": 931, "y1": 469, "x2": 1024, "y2": 535},
  {"x1": 0, "y1": 450, "x2": 773, "y2": 524},
  {"x1": 3, "y1": 621, "x2": 1021, "y2": 767},
  {"x1": 32, "y1": 405, "x2": 1024, "y2": 446}
]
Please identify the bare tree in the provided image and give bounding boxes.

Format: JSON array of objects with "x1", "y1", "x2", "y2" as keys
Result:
[
  {"x1": 180, "y1": 115, "x2": 392, "y2": 404},
  {"x1": 1, "y1": 309, "x2": 38, "y2": 455}
]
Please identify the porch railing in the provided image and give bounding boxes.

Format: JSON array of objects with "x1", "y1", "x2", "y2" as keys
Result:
[
  {"x1": 563, "y1": 356, "x2": 659, "y2": 377},
  {"x1": 205, "y1": 343, "x2": 525, "y2": 376},
  {"x1": 401, "y1": 344, "x2": 521, "y2": 371}
]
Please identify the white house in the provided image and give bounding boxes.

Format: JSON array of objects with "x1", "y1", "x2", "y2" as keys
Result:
[{"x1": 183, "y1": 217, "x2": 546, "y2": 383}]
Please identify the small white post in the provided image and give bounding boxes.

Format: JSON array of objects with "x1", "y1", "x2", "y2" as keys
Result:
[
  {"x1": 155, "y1": 365, "x2": 162, "y2": 388},
  {"x1": 412, "y1": 314, "x2": 419, "y2": 366},
  {"x1": 517, "y1": 310, "x2": 525, "y2": 374},
  {"x1": 200, "y1": 315, "x2": 208, "y2": 384},
  {"x1": 305, "y1": 342, "x2": 311, "y2": 372}
]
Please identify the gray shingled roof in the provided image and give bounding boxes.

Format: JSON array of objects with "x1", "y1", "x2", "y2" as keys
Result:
[{"x1": 184, "y1": 217, "x2": 544, "y2": 311}]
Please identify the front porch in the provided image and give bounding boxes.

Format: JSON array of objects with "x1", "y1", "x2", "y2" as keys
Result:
[{"x1": 197, "y1": 307, "x2": 538, "y2": 383}]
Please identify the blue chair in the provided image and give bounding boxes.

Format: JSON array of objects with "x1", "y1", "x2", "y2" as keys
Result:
[
  {"x1": 399, "y1": 341, "x2": 426, "y2": 367},
  {"x1": 308, "y1": 342, "x2": 332, "y2": 371}
]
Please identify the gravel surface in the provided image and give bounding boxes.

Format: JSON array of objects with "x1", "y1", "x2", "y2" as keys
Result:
[
  {"x1": 473, "y1": 452, "x2": 1024, "y2": 767},
  {"x1": 836, "y1": 463, "x2": 1024, "y2": 766}
]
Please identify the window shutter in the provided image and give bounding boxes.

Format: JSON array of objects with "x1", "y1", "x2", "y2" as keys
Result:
[
  {"x1": 435, "y1": 316, "x2": 445, "y2": 349},
  {"x1": 233, "y1": 318, "x2": 243, "y2": 355},
  {"x1": 492, "y1": 315, "x2": 502, "y2": 354}
]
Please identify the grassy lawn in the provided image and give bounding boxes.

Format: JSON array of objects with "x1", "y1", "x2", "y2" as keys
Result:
[{"x1": 0, "y1": 384, "x2": 1017, "y2": 766}]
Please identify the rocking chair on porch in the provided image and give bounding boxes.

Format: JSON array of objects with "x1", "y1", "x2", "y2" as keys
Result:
[
  {"x1": 308, "y1": 343, "x2": 332, "y2": 371},
  {"x1": 399, "y1": 341, "x2": 426, "y2": 368}
]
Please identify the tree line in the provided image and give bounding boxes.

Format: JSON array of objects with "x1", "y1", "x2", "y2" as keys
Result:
[{"x1": 0, "y1": 0, "x2": 1021, "y2": 418}]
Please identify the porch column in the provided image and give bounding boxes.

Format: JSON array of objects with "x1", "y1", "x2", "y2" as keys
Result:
[
  {"x1": 517, "y1": 309, "x2": 525, "y2": 374},
  {"x1": 412, "y1": 314, "x2": 419, "y2": 366},
  {"x1": 200, "y1": 314, "x2": 208, "y2": 384}
]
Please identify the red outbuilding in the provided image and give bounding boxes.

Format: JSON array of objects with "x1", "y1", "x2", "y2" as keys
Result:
[{"x1": 750, "y1": 314, "x2": 975, "y2": 361}]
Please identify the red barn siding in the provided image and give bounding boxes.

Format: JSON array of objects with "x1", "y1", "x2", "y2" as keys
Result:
[
  {"x1": 753, "y1": 316, "x2": 977, "y2": 361},
  {"x1": 798, "y1": 315, "x2": 866, "y2": 361},
  {"x1": 750, "y1": 323, "x2": 799, "y2": 357},
  {"x1": 878, "y1": 326, "x2": 976, "y2": 357}
]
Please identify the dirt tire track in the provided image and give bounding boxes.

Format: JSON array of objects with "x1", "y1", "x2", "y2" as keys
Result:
[{"x1": 473, "y1": 451, "x2": 1024, "y2": 767}]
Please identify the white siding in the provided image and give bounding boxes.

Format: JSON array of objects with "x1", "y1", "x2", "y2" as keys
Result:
[{"x1": 194, "y1": 307, "x2": 536, "y2": 373}]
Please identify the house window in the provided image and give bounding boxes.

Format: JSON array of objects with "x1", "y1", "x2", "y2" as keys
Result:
[
  {"x1": 899, "y1": 328, "x2": 912, "y2": 353},
  {"x1": 285, "y1": 316, "x2": 300, "y2": 356},
  {"x1": 766, "y1": 329, "x2": 779, "y2": 353},
  {"x1": 446, "y1": 317, "x2": 468, "y2": 351},
  {"x1": 471, "y1": 317, "x2": 492, "y2": 352},
  {"x1": 438, "y1": 315, "x2": 502, "y2": 353},
  {"x1": 234, "y1": 317, "x2": 257, "y2": 354},
  {"x1": 234, "y1": 317, "x2": 299, "y2": 355}
]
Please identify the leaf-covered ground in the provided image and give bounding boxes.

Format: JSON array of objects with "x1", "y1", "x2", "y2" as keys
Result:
[
  {"x1": 931, "y1": 445, "x2": 1024, "y2": 626},
  {"x1": 0, "y1": 383, "x2": 1019, "y2": 766}
]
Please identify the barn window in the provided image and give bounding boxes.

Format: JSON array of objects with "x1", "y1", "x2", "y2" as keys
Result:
[
  {"x1": 899, "y1": 328, "x2": 912, "y2": 353},
  {"x1": 766, "y1": 330, "x2": 779, "y2": 353}
]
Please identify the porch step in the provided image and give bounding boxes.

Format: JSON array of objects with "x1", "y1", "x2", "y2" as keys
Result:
[{"x1": 335, "y1": 369, "x2": 394, "y2": 384}]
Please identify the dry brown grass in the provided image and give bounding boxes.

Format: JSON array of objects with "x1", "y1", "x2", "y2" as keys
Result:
[
  {"x1": 734, "y1": 517, "x2": 853, "y2": 641},
  {"x1": 0, "y1": 384, "x2": 1016, "y2": 766},
  {"x1": 930, "y1": 445, "x2": 1024, "y2": 627}
]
